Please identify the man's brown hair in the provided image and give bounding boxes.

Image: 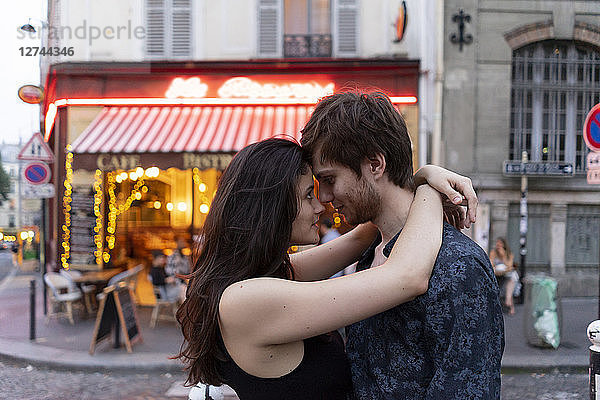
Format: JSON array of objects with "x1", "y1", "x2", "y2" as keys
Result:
[{"x1": 301, "y1": 90, "x2": 414, "y2": 189}]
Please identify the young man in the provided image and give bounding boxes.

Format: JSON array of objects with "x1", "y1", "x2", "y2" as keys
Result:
[{"x1": 301, "y1": 91, "x2": 504, "y2": 399}]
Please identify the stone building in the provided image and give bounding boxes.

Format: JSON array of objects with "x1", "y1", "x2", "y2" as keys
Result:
[{"x1": 443, "y1": 1, "x2": 600, "y2": 295}]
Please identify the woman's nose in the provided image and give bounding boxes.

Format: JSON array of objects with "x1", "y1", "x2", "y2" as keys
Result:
[{"x1": 313, "y1": 198, "x2": 326, "y2": 215}]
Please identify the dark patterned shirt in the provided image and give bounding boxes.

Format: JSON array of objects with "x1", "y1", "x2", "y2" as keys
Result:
[{"x1": 347, "y1": 223, "x2": 504, "y2": 399}]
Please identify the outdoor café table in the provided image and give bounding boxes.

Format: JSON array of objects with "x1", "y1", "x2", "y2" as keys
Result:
[{"x1": 72, "y1": 268, "x2": 125, "y2": 290}]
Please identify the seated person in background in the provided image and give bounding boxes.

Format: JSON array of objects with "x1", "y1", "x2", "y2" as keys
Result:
[
  {"x1": 166, "y1": 239, "x2": 191, "y2": 280},
  {"x1": 319, "y1": 219, "x2": 344, "y2": 278},
  {"x1": 319, "y1": 218, "x2": 341, "y2": 245},
  {"x1": 489, "y1": 237, "x2": 520, "y2": 315},
  {"x1": 150, "y1": 250, "x2": 185, "y2": 302}
]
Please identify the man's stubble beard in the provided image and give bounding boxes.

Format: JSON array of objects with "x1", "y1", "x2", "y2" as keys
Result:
[{"x1": 344, "y1": 178, "x2": 382, "y2": 226}]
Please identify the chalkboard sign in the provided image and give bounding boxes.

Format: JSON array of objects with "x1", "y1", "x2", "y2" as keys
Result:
[
  {"x1": 113, "y1": 282, "x2": 142, "y2": 352},
  {"x1": 70, "y1": 184, "x2": 100, "y2": 269},
  {"x1": 89, "y1": 283, "x2": 142, "y2": 354}
]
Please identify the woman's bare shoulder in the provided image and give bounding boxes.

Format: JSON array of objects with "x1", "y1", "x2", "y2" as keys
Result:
[{"x1": 219, "y1": 278, "x2": 290, "y2": 320}]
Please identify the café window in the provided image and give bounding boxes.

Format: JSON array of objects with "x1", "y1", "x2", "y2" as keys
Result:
[
  {"x1": 510, "y1": 41, "x2": 600, "y2": 173},
  {"x1": 258, "y1": 0, "x2": 357, "y2": 58},
  {"x1": 106, "y1": 167, "x2": 220, "y2": 267},
  {"x1": 145, "y1": 0, "x2": 193, "y2": 59}
]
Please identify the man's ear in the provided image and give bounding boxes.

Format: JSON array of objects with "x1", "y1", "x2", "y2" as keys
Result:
[{"x1": 363, "y1": 153, "x2": 386, "y2": 179}]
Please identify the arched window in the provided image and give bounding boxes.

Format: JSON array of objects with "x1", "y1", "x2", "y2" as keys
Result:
[{"x1": 510, "y1": 41, "x2": 600, "y2": 173}]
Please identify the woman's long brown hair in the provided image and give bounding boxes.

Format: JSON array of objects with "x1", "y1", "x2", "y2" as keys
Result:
[{"x1": 175, "y1": 138, "x2": 309, "y2": 386}]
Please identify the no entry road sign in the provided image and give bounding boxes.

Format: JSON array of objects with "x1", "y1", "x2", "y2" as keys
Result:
[
  {"x1": 23, "y1": 161, "x2": 51, "y2": 185},
  {"x1": 584, "y1": 103, "x2": 600, "y2": 152}
]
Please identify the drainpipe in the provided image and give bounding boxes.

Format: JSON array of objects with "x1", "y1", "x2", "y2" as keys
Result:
[{"x1": 432, "y1": 0, "x2": 444, "y2": 165}]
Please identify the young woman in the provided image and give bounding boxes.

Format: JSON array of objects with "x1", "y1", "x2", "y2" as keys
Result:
[
  {"x1": 176, "y1": 138, "x2": 475, "y2": 399},
  {"x1": 490, "y1": 237, "x2": 520, "y2": 314}
]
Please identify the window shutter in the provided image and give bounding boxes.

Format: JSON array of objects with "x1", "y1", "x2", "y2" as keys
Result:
[
  {"x1": 146, "y1": 0, "x2": 166, "y2": 58},
  {"x1": 333, "y1": 0, "x2": 358, "y2": 57},
  {"x1": 258, "y1": 0, "x2": 282, "y2": 58},
  {"x1": 171, "y1": 0, "x2": 192, "y2": 58}
]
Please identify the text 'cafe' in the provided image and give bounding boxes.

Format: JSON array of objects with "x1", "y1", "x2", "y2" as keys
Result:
[{"x1": 43, "y1": 60, "x2": 420, "y2": 274}]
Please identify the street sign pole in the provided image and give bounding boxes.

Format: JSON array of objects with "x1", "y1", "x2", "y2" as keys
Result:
[
  {"x1": 518, "y1": 151, "x2": 528, "y2": 305},
  {"x1": 17, "y1": 133, "x2": 55, "y2": 314},
  {"x1": 582, "y1": 104, "x2": 600, "y2": 318},
  {"x1": 41, "y1": 198, "x2": 47, "y2": 315}
]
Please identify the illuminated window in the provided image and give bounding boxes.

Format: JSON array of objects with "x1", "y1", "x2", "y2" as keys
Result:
[
  {"x1": 145, "y1": 0, "x2": 193, "y2": 59},
  {"x1": 284, "y1": 0, "x2": 330, "y2": 36},
  {"x1": 283, "y1": 0, "x2": 331, "y2": 58},
  {"x1": 510, "y1": 41, "x2": 600, "y2": 173}
]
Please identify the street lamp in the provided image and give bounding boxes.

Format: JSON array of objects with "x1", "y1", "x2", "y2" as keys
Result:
[
  {"x1": 20, "y1": 23, "x2": 36, "y2": 33},
  {"x1": 19, "y1": 18, "x2": 49, "y2": 34}
]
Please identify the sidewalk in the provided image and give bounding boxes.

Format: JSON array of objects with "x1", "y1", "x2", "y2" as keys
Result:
[
  {"x1": 502, "y1": 296, "x2": 593, "y2": 371},
  {"x1": 0, "y1": 262, "x2": 596, "y2": 375},
  {"x1": 0, "y1": 268, "x2": 185, "y2": 373}
]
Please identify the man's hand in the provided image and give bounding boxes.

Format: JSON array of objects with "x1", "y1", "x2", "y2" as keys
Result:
[{"x1": 414, "y1": 165, "x2": 478, "y2": 228}]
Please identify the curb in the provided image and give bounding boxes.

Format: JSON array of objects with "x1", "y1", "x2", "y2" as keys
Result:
[
  {"x1": 0, "y1": 337, "x2": 185, "y2": 373},
  {"x1": 0, "y1": 335, "x2": 588, "y2": 374},
  {"x1": 501, "y1": 355, "x2": 588, "y2": 373}
]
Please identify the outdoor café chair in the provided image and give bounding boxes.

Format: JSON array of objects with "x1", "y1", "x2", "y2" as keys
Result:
[
  {"x1": 44, "y1": 272, "x2": 82, "y2": 325},
  {"x1": 59, "y1": 269, "x2": 96, "y2": 314},
  {"x1": 148, "y1": 274, "x2": 178, "y2": 328}
]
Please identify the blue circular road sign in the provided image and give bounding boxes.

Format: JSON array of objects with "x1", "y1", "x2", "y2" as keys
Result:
[{"x1": 24, "y1": 162, "x2": 51, "y2": 185}]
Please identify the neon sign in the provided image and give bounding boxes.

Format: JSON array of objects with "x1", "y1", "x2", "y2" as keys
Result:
[
  {"x1": 165, "y1": 77, "x2": 208, "y2": 99},
  {"x1": 164, "y1": 77, "x2": 335, "y2": 100},
  {"x1": 217, "y1": 77, "x2": 334, "y2": 99}
]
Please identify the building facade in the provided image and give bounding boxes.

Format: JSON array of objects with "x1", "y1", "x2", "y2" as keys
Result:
[
  {"x1": 41, "y1": 0, "x2": 440, "y2": 272},
  {"x1": 0, "y1": 143, "x2": 41, "y2": 231},
  {"x1": 443, "y1": 1, "x2": 600, "y2": 295},
  {"x1": 43, "y1": 0, "x2": 443, "y2": 167}
]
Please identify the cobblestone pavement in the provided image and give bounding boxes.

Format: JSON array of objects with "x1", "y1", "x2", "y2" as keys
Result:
[
  {"x1": 501, "y1": 372, "x2": 588, "y2": 399},
  {"x1": 0, "y1": 357, "x2": 590, "y2": 400},
  {"x1": 0, "y1": 359, "x2": 189, "y2": 400}
]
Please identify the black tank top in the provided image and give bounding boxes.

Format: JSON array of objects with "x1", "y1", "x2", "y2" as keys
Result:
[{"x1": 217, "y1": 331, "x2": 353, "y2": 399}]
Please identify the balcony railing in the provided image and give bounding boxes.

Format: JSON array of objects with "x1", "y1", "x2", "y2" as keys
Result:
[{"x1": 283, "y1": 34, "x2": 332, "y2": 58}]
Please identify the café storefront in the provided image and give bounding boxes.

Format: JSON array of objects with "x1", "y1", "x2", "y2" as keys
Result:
[{"x1": 42, "y1": 60, "x2": 420, "y2": 273}]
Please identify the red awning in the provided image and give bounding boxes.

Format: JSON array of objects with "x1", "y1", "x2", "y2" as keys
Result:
[{"x1": 71, "y1": 105, "x2": 313, "y2": 154}]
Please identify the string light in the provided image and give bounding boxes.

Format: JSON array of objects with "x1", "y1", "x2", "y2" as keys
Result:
[
  {"x1": 333, "y1": 212, "x2": 341, "y2": 228},
  {"x1": 60, "y1": 147, "x2": 74, "y2": 270},
  {"x1": 104, "y1": 169, "x2": 146, "y2": 262},
  {"x1": 193, "y1": 168, "x2": 212, "y2": 215},
  {"x1": 145, "y1": 167, "x2": 159, "y2": 178},
  {"x1": 93, "y1": 170, "x2": 104, "y2": 265}
]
